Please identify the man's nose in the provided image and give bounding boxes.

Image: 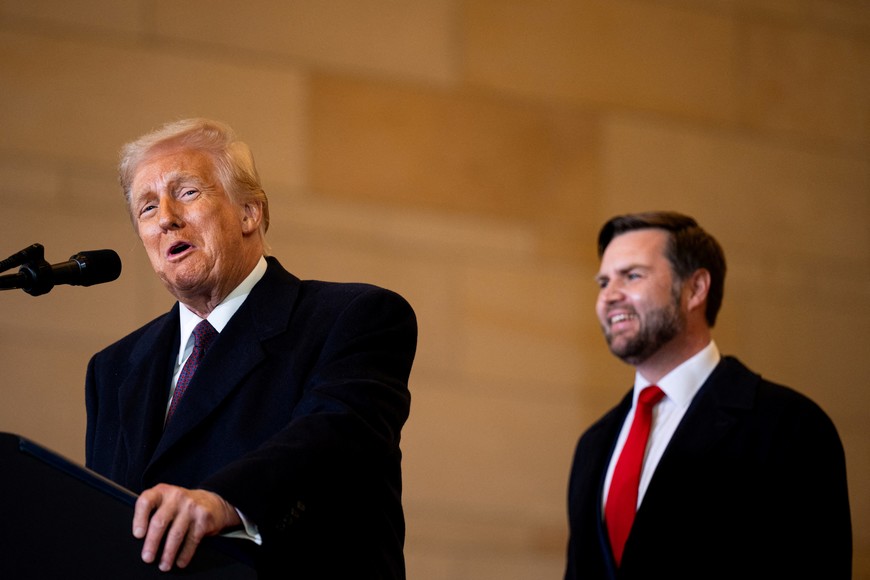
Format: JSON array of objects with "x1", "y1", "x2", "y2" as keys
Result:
[
  {"x1": 600, "y1": 280, "x2": 624, "y2": 303},
  {"x1": 158, "y1": 200, "x2": 183, "y2": 230}
]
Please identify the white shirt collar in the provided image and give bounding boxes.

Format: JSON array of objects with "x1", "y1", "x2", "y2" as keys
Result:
[
  {"x1": 177, "y1": 256, "x2": 268, "y2": 365},
  {"x1": 633, "y1": 340, "x2": 721, "y2": 409}
]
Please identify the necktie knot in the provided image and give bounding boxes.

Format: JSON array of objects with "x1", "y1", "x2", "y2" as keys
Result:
[
  {"x1": 192, "y1": 319, "x2": 218, "y2": 349},
  {"x1": 638, "y1": 384, "x2": 665, "y2": 408}
]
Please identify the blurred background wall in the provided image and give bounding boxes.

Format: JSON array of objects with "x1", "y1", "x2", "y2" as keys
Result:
[{"x1": 1, "y1": 1, "x2": 868, "y2": 577}]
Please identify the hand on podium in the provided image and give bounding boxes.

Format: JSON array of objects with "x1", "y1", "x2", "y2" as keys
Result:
[{"x1": 133, "y1": 484, "x2": 242, "y2": 572}]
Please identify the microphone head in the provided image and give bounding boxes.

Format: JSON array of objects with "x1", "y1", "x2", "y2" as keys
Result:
[{"x1": 69, "y1": 250, "x2": 122, "y2": 286}]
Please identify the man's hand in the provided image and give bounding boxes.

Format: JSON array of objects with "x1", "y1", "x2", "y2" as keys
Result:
[{"x1": 132, "y1": 484, "x2": 242, "y2": 572}]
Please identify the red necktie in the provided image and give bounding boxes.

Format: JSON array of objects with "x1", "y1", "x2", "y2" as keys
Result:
[
  {"x1": 166, "y1": 319, "x2": 218, "y2": 424},
  {"x1": 605, "y1": 385, "x2": 665, "y2": 566}
]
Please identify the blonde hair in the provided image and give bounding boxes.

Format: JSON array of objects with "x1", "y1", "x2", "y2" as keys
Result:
[{"x1": 119, "y1": 118, "x2": 270, "y2": 239}]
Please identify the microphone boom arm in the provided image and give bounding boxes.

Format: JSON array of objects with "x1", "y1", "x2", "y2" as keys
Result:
[
  {"x1": 0, "y1": 244, "x2": 55, "y2": 296},
  {"x1": 0, "y1": 243, "x2": 46, "y2": 274}
]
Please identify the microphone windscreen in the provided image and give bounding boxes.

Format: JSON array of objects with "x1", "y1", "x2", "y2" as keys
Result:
[{"x1": 70, "y1": 250, "x2": 122, "y2": 286}]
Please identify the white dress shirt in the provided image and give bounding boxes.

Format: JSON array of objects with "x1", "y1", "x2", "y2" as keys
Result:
[
  {"x1": 601, "y1": 341, "x2": 721, "y2": 513},
  {"x1": 169, "y1": 256, "x2": 268, "y2": 408}
]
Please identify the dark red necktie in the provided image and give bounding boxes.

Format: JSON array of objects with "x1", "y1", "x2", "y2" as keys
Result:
[
  {"x1": 166, "y1": 319, "x2": 218, "y2": 424},
  {"x1": 605, "y1": 385, "x2": 665, "y2": 566}
]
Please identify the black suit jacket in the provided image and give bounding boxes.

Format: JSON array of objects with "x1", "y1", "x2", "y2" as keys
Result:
[
  {"x1": 86, "y1": 257, "x2": 417, "y2": 579},
  {"x1": 565, "y1": 356, "x2": 851, "y2": 579}
]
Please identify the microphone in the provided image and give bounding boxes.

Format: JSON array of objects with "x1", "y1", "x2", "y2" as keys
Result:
[{"x1": 0, "y1": 249, "x2": 122, "y2": 296}]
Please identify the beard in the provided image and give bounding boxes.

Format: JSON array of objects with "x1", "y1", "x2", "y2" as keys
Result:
[{"x1": 604, "y1": 286, "x2": 685, "y2": 366}]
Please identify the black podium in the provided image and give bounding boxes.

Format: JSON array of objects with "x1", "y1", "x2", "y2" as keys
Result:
[{"x1": 0, "y1": 432, "x2": 257, "y2": 579}]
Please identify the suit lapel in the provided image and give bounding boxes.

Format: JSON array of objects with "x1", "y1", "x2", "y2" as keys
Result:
[
  {"x1": 116, "y1": 307, "x2": 179, "y2": 488},
  {"x1": 146, "y1": 258, "x2": 301, "y2": 473},
  {"x1": 591, "y1": 393, "x2": 632, "y2": 579},
  {"x1": 566, "y1": 391, "x2": 632, "y2": 577},
  {"x1": 655, "y1": 357, "x2": 756, "y2": 462},
  {"x1": 591, "y1": 393, "x2": 633, "y2": 504},
  {"x1": 633, "y1": 357, "x2": 758, "y2": 523},
  {"x1": 621, "y1": 357, "x2": 761, "y2": 573}
]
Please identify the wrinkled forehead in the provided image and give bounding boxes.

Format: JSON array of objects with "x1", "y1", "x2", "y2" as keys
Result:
[{"x1": 130, "y1": 147, "x2": 217, "y2": 198}]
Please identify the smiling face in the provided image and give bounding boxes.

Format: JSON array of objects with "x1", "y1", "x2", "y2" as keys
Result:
[
  {"x1": 130, "y1": 145, "x2": 262, "y2": 315},
  {"x1": 595, "y1": 228, "x2": 687, "y2": 370}
]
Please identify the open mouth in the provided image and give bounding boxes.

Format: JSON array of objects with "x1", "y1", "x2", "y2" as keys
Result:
[
  {"x1": 609, "y1": 313, "x2": 635, "y2": 325},
  {"x1": 168, "y1": 242, "x2": 192, "y2": 256},
  {"x1": 607, "y1": 312, "x2": 638, "y2": 332}
]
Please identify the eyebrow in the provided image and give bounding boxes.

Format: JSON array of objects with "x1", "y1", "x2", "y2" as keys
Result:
[
  {"x1": 594, "y1": 264, "x2": 649, "y2": 281},
  {"x1": 161, "y1": 170, "x2": 201, "y2": 189},
  {"x1": 133, "y1": 170, "x2": 201, "y2": 198}
]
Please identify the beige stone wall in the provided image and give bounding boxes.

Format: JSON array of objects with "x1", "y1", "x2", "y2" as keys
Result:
[{"x1": 1, "y1": 1, "x2": 868, "y2": 577}]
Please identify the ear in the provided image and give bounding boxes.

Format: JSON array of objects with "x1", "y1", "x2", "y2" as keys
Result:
[
  {"x1": 240, "y1": 202, "x2": 263, "y2": 236},
  {"x1": 685, "y1": 268, "x2": 711, "y2": 314}
]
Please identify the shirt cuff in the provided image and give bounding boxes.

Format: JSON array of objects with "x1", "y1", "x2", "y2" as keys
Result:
[{"x1": 221, "y1": 508, "x2": 262, "y2": 545}]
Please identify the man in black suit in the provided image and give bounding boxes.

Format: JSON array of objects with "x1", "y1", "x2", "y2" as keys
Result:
[
  {"x1": 85, "y1": 118, "x2": 417, "y2": 578},
  {"x1": 564, "y1": 211, "x2": 851, "y2": 579}
]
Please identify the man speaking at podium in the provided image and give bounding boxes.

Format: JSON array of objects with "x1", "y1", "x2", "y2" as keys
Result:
[{"x1": 85, "y1": 118, "x2": 417, "y2": 578}]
